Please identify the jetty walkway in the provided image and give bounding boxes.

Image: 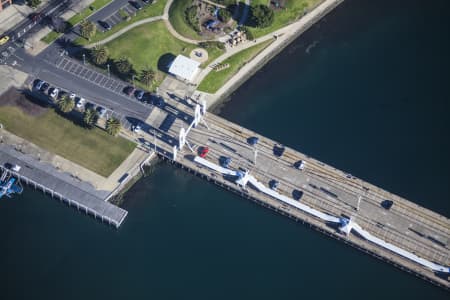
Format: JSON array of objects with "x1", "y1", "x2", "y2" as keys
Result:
[{"x1": 0, "y1": 144, "x2": 127, "y2": 228}]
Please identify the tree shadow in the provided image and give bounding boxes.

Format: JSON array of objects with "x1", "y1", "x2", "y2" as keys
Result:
[{"x1": 157, "y1": 53, "x2": 177, "y2": 73}]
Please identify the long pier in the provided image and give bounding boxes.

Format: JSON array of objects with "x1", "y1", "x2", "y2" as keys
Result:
[
  {"x1": 139, "y1": 94, "x2": 450, "y2": 289},
  {"x1": 0, "y1": 146, "x2": 127, "y2": 228}
]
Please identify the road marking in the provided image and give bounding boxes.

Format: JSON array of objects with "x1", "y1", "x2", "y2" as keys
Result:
[
  {"x1": 74, "y1": 65, "x2": 83, "y2": 75},
  {"x1": 57, "y1": 58, "x2": 66, "y2": 68},
  {"x1": 69, "y1": 63, "x2": 78, "y2": 73},
  {"x1": 115, "y1": 85, "x2": 123, "y2": 92},
  {"x1": 64, "y1": 61, "x2": 73, "y2": 70},
  {"x1": 85, "y1": 70, "x2": 93, "y2": 78},
  {"x1": 95, "y1": 75, "x2": 103, "y2": 83},
  {"x1": 90, "y1": 73, "x2": 98, "y2": 81},
  {"x1": 100, "y1": 77, "x2": 108, "y2": 86}
]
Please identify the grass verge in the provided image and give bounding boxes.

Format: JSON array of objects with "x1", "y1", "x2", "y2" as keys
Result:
[
  {"x1": 197, "y1": 39, "x2": 273, "y2": 93},
  {"x1": 168, "y1": 0, "x2": 204, "y2": 40},
  {"x1": 74, "y1": 0, "x2": 167, "y2": 46},
  {"x1": 248, "y1": 0, "x2": 321, "y2": 38},
  {"x1": 41, "y1": 30, "x2": 62, "y2": 44},
  {"x1": 0, "y1": 106, "x2": 136, "y2": 177},
  {"x1": 41, "y1": 0, "x2": 113, "y2": 44}
]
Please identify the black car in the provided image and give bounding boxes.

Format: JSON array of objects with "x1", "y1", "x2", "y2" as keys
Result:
[
  {"x1": 124, "y1": 86, "x2": 135, "y2": 96},
  {"x1": 129, "y1": 1, "x2": 142, "y2": 10},
  {"x1": 98, "y1": 20, "x2": 112, "y2": 31},
  {"x1": 153, "y1": 96, "x2": 164, "y2": 107},
  {"x1": 135, "y1": 90, "x2": 144, "y2": 101},
  {"x1": 40, "y1": 82, "x2": 50, "y2": 92}
]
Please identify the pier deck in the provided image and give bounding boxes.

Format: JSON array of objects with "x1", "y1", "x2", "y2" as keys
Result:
[
  {"x1": 140, "y1": 94, "x2": 450, "y2": 288},
  {"x1": 0, "y1": 145, "x2": 127, "y2": 228}
]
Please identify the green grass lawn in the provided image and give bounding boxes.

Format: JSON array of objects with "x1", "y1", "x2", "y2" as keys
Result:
[
  {"x1": 0, "y1": 106, "x2": 135, "y2": 177},
  {"x1": 74, "y1": 0, "x2": 167, "y2": 46},
  {"x1": 41, "y1": 30, "x2": 62, "y2": 44},
  {"x1": 248, "y1": 0, "x2": 322, "y2": 38},
  {"x1": 197, "y1": 39, "x2": 273, "y2": 93},
  {"x1": 104, "y1": 21, "x2": 222, "y2": 91},
  {"x1": 168, "y1": 0, "x2": 204, "y2": 40},
  {"x1": 41, "y1": 0, "x2": 113, "y2": 44}
]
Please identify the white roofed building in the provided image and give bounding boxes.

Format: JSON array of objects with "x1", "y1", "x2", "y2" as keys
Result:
[{"x1": 168, "y1": 55, "x2": 201, "y2": 82}]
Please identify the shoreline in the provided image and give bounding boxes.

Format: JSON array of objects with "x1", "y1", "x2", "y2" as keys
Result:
[{"x1": 201, "y1": 0, "x2": 345, "y2": 112}]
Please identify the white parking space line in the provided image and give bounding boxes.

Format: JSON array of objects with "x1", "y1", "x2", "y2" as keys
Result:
[
  {"x1": 100, "y1": 77, "x2": 108, "y2": 86},
  {"x1": 111, "y1": 14, "x2": 122, "y2": 23},
  {"x1": 95, "y1": 75, "x2": 104, "y2": 84},
  {"x1": 74, "y1": 65, "x2": 83, "y2": 75},
  {"x1": 90, "y1": 73, "x2": 98, "y2": 81},
  {"x1": 123, "y1": 5, "x2": 135, "y2": 14}
]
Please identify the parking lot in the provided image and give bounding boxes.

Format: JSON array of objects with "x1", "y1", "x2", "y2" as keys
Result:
[
  {"x1": 97, "y1": 1, "x2": 149, "y2": 31},
  {"x1": 55, "y1": 56, "x2": 132, "y2": 97}
]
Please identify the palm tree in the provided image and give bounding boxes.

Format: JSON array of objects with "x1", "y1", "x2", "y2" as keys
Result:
[
  {"x1": 91, "y1": 45, "x2": 109, "y2": 65},
  {"x1": 140, "y1": 68, "x2": 155, "y2": 87},
  {"x1": 79, "y1": 20, "x2": 96, "y2": 40},
  {"x1": 116, "y1": 56, "x2": 132, "y2": 75},
  {"x1": 105, "y1": 117, "x2": 121, "y2": 136},
  {"x1": 57, "y1": 95, "x2": 74, "y2": 113},
  {"x1": 83, "y1": 108, "x2": 98, "y2": 128}
]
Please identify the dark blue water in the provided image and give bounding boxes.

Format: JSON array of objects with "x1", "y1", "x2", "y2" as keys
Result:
[{"x1": 1, "y1": 0, "x2": 449, "y2": 299}]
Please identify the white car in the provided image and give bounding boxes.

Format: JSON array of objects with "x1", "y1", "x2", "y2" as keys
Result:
[
  {"x1": 50, "y1": 88, "x2": 59, "y2": 98},
  {"x1": 294, "y1": 160, "x2": 305, "y2": 170},
  {"x1": 76, "y1": 97, "x2": 86, "y2": 109},
  {"x1": 132, "y1": 124, "x2": 141, "y2": 133},
  {"x1": 69, "y1": 92, "x2": 76, "y2": 100}
]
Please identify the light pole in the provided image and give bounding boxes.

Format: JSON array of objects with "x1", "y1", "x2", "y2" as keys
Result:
[
  {"x1": 107, "y1": 64, "x2": 110, "y2": 77},
  {"x1": 82, "y1": 53, "x2": 86, "y2": 65}
]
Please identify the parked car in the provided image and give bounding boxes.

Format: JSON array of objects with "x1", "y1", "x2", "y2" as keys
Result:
[
  {"x1": 4, "y1": 162, "x2": 21, "y2": 172},
  {"x1": 294, "y1": 160, "x2": 305, "y2": 170},
  {"x1": 199, "y1": 146, "x2": 209, "y2": 158},
  {"x1": 269, "y1": 179, "x2": 279, "y2": 190},
  {"x1": 35, "y1": 80, "x2": 44, "y2": 90},
  {"x1": 98, "y1": 20, "x2": 112, "y2": 31},
  {"x1": 0, "y1": 35, "x2": 9, "y2": 45},
  {"x1": 97, "y1": 106, "x2": 107, "y2": 118},
  {"x1": 135, "y1": 90, "x2": 144, "y2": 101},
  {"x1": 69, "y1": 92, "x2": 76, "y2": 100},
  {"x1": 153, "y1": 96, "x2": 164, "y2": 107},
  {"x1": 40, "y1": 82, "x2": 50, "y2": 92},
  {"x1": 124, "y1": 86, "x2": 135, "y2": 96},
  {"x1": 132, "y1": 124, "x2": 141, "y2": 133},
  {"x1": 49, "y1": 88, "x2": 59, "y2": 98},
  {"x1": 58, "y1": 90, "x2": 67, "y2": 99},
  {"x1": 129, "y1": 1, "x2": 142, "y2": 10},
  {"x1": 76, "y1": 98, "x2": 86, "y2": 109}
]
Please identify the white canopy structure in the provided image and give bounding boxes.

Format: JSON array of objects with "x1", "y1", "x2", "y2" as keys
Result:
[{"x1": 168, "y1": 55, "x2": 200, "y2": 82}]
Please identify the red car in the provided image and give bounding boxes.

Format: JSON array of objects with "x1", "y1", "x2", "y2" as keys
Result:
[{"x1": 199, "y1": 146, "x2": 209, "y2": 158}]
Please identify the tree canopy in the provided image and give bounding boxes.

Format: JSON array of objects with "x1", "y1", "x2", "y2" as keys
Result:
[
  {"x1": 80, "y1": 20, "x2": 97, "y2": 40},
  {"x1": 57, "y1": 95, "x2": 75, "y2": 113},
  {"x1": 105, "y1": 117, "x2": 121, "y2": 136},
  {"x1": 251, "y1": 5, "x2": 274, "y2": 28},
  {"x1": 91, "y1": 45, "x2": 109, "y2": 65}
]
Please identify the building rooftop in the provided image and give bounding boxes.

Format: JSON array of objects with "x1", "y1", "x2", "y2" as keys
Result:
[{"x1": 168, "y1": 55, "x2": 201, "y2": 82}]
